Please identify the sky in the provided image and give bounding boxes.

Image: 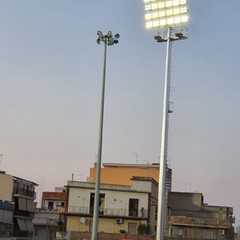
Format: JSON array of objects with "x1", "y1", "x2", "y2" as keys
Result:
[{"x1": 0, "y1": 0, "x2": 239, "y2": 227}]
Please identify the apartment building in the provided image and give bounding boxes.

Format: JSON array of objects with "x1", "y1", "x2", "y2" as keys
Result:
[
  {"x1": 167, "y1": 192, "x2": 235, "y2": 240},
  {"x1": 65, "y1": 176, "x2": 159, "y2": 235},
  {"x1": 0, "y1": 170, "x2": 38, "y2": 238},
  {"x1": 0, "y1": 200, "x2": 14, "y2": 237},
  {"x1": 33, "y1": 187, "x2": 67, "y2": 240},
  {"x1": 41, "y1": 187, "x2": 67, "y2": 211}
]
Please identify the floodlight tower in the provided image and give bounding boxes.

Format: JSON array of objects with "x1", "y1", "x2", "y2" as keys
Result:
[
  {"x1": 143, "y1": 1, "x2": 189, "y2": 240},
  {"x1": 92, "y1": 31, "x2": 120, "y2": 240}
]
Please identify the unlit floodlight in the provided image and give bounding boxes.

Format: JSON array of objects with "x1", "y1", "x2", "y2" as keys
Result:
[{"x1": 96, "y1": 31, "x2": 120, "y2": 46}]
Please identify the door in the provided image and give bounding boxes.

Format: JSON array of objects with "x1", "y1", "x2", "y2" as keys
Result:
[
  {"x1": 128, "y1": 223, "x2": 137, "y2": 235},
  {"x1": 129, "y1": 198, "x2": 139, "y2": 217}
]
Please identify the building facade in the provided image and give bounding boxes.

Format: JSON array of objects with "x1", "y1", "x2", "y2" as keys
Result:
[
  {"x1": 65, "y1": 176, "x2": 159, "y2": 235},
  {"x1": 33, "y1": 187, "x2": 67, "y2": 240},
  {"x1": 0, "y1": 200, "x2": 14, "y2": 237},
  {"x1": 41, "y1": 187, "x2": 67, "y2": 211},
  {"x1": 0, "y1": 170, "x2": 38, "y2": 238},
  {"x1": 167, "y1": 192, "x2": 235, "y2": 240},
  {"x1": 89, "y1": 163, "x2": 172, "y2": 191},
  {"x1": 33, "y1": 210, "x2": 62, "y2": 240}
]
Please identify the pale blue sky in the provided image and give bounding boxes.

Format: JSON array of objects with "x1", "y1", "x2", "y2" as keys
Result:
[{"x1": 0, "y1": 0, "x2": 239, "y2": 225}]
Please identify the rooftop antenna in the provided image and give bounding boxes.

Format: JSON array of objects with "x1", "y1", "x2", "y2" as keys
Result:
[
  {"x1": 0, "y1": 154, "x2": 3, "y2": 169},
  {"x1": 131, "y1": 152, "x2": 139, "y2": 164}
]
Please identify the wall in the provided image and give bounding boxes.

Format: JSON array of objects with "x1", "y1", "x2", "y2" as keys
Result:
[
  {"x1": 168, "y1": 192, "x2": 203, "y2": 213},
  {"x1": 70, "y1": 231, "x2": 154, "y2": 240},
  {"x1": 89, "y1": 165, "x2": 160, "y2": 186},
  {"x1": 0, "y1": 173, "x2": 13, "y2": 201},
  {"x1": 67, "y1": 216, "x2": 147, "y2": 234},
  {"x1": 67, "y1": 184, "x2": 149, "y2": 217},
  {"x1": 70, "y1": 232, "x2": 235, "y2": 240}
]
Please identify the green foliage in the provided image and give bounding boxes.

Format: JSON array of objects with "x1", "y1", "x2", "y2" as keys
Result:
[
  {"x1": 137, "y1": 223, "x2": 149, "y2": 235},
  {"x1": 119, "y1": 229, "x2": 127, "y2": 234}
]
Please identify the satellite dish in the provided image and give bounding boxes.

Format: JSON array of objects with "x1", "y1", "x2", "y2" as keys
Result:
[{"x1": 80, "y1": 217, "x2": 85, "y2": 224}]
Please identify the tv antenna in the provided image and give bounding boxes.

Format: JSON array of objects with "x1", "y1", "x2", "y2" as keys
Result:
[
  {"x1": 131, "y1": 152, "x2": 138, "y2": 164},
  {"x1": 0, "y1": 154, "x2": 3, "y2": 169}
]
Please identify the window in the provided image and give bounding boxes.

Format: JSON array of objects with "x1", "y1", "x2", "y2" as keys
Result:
[
  {"x1": 48, "y1": 202, "x2": 54, "y2": 211},
  {"x1": 89, "y1": 193, "x2": 105, "y2": 215},
  {"x1": 129, "y1": 198, "x2": 139, "y2": 217},
  {"x1": 178, "y1": 228, "x2": 184, "y2": 237}
]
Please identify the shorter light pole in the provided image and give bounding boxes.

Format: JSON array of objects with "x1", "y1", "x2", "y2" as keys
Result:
[{"x1": 91, "y1": 31, "x2": 120, "y2": 240}]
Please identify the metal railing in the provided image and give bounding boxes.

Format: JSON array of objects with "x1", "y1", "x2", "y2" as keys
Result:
[
  {"x1": 13, "y1": 188, "x2": 36, "y2": 199},
  {"x1": 67, "y1": 206, "x2": 147, "y2": 218}
]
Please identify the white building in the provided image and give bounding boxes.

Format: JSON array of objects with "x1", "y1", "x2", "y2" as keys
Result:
[{"x1": 65, "y1": 176, "x2": 158, "y2": 235}]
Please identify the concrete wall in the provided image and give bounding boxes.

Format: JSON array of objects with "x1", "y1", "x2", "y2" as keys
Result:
[
  {"x1": 89, "y1": 165, "x2": 160, "y2": 186},
  {"x1": 68, "y1": 186, "x2": 149, "y2": 217},
  {"x1": 0, "y1": 172, "x2": 13, "y2": 201},
  {"x1": 69, "y1": 232, "x2": 234, "y2": 240},
  {"x1": 70, "y1": 231, "x2": 154, "y2": 240},
  {"x1": 67, "y1": 216, "x2": 147, "y2": 234},
  {"x1": 168, "y1": 192, "x2": 203, "y2": 213}
]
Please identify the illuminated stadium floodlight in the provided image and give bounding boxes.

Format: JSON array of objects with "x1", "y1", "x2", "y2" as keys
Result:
[
  {"x1": 143, "y1": 1, "x2": 189, "y2": 240},
  {"x1": 144, "y1": 0, "x2": 189, "y2": 29}
]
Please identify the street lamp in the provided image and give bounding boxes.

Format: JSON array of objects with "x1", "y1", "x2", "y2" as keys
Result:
[
  {"x1": 143, "y1": 1, "x2": 189, "y2": 240},
  {"x1": 92, "y1": 31, "x2": 120, "y2": 240}
]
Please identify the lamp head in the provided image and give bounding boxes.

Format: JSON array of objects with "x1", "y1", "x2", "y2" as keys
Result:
[
  {"x1": 107, "y1": 31, "x2": 113, "y2": 37},
  {"x1": 97, "y1": 31, "x2": 103, "y2": 37},
  {"x1": 114, "y1": 33, "x2": 120, "y2": 39}
]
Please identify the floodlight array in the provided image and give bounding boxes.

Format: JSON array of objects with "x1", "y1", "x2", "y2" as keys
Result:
[
  {"x1": 144, "y1": 0, "x2": 189, "y2": 29},
  {"x1": 97, "y1": 31, "x2": 120, "y2": 46}
]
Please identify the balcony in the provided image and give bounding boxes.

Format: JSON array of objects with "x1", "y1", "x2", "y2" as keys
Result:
[
  {"x1": 13, "y1": 187, "x2": 36, "y2": 199},
  {"x1": 67, "y1": 206, "x2": 147, "y2": 218}
]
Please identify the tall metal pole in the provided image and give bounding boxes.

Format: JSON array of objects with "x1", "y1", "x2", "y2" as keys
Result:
[
  {"x1": 91, "y1": 39, "x2": 107, "y2": 240},
  {"x1": 156, "y1": 27, "x2": 172, "y2": 240},
  {"x1": 92, "y1": 31, "x2": 119, "y2": 240}
]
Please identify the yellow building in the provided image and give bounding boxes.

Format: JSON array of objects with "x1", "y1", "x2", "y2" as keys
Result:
[{"x1": 89, "y1": 163, "x2": 172, "y2": 190}]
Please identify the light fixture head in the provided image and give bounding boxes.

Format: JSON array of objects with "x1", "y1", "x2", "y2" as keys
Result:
[
  {"x1": 154, "y1": 35, "x2": 167, "y2": 42},
  {"x1": 97, "y1": 31, "x2": 103, "y2": 37},
  {"x1": 107, "y1": 31, "x2": 113, "y2": 37},
  {"x1": 96, "y1": 31, "x2": 120, "y2": 46},
  {"x1": 114, "y1": 33, "x2": 120, "y2": 39},
  {"x1": 154, "y1": 35, "x2": 162, "y2": 40},
  {"x1": 108, "y1": 41, "x2": 114, "y2": 46}
]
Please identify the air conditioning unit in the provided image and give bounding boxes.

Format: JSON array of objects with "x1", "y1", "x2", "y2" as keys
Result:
[
  {"x1": 116, "y1": 218, "x2": 124, "y2": 224},
  {"x1": 219, "y1": 230, "x2": 225, "y2": 235}
]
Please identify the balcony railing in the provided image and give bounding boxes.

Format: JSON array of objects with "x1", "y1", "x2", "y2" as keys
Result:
[
  {"x1": 13, "y1": 187, "x2": 36, "y2": 199},
  {"x1": 67, "y1": 206, "x2": 147, "y2": 218}
]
